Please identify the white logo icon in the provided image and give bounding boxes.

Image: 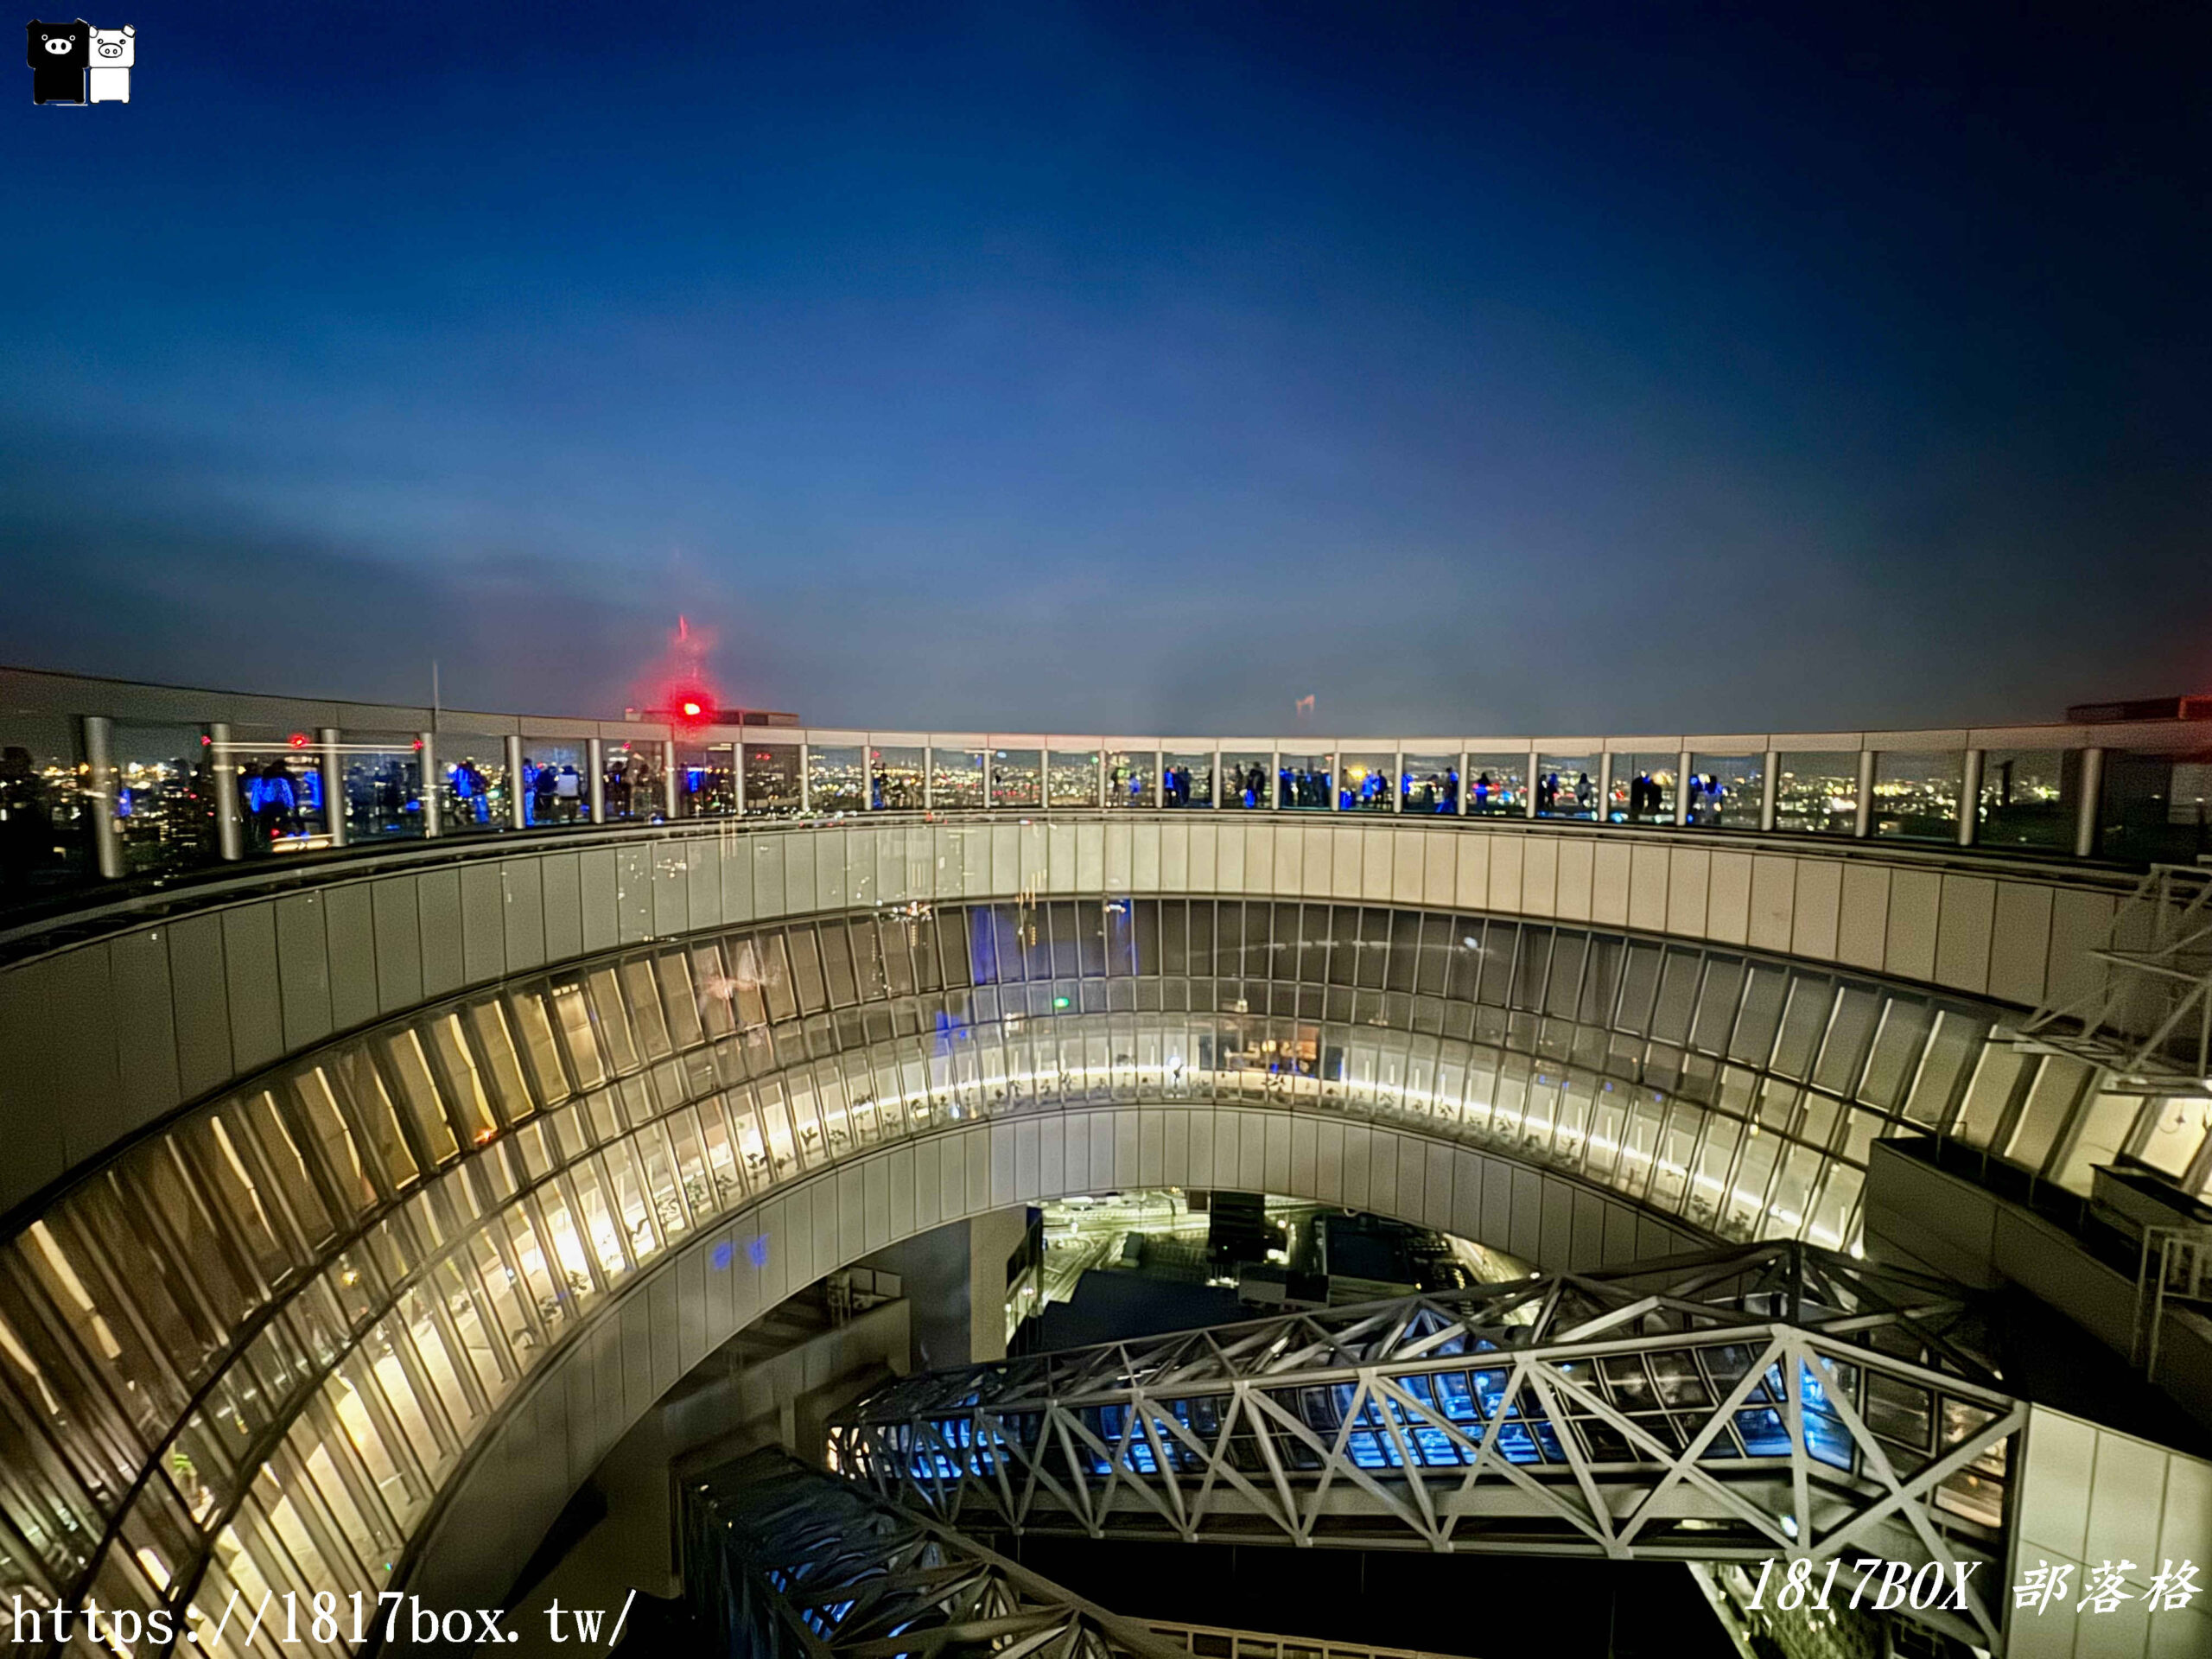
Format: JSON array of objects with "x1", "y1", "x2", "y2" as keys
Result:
[{"x1": 87, "y1": 22, "x2": 130, "y2": 102}]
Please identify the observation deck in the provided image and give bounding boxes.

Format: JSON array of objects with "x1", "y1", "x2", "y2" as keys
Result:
[{"x1": 1, "y1": 664, "x2": 2209, "y2": 1656}]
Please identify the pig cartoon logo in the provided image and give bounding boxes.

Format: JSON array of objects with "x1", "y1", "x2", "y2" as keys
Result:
[
  {"x1": 86, "y1": 22, "x2": 129, "y2": 101},
  {"x1": 26, "y1": 19, "x2": 88, "y2": 104}
]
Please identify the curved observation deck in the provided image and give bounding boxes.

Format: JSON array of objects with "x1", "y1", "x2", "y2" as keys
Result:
[{"x1": 1, "y1": 665, "x2": 2209, "y2": 1654}]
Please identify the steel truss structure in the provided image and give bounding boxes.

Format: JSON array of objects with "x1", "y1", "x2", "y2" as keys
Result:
[
  {"x1": 683, "y1": 1447, "x2": 1194, "y2": 1659},
  {"x1": 830, "y1": 1243, "x2": 2024, "y2": 1650},
  {"x1": 2015, "y1": 862, "x2": 2212, "y2": 1096}
]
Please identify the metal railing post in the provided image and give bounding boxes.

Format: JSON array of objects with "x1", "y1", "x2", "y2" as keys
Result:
[
  {"x1": 419, "y1": 731, "x2": 442, "y2": 837},
  {"x1": 209, "y1": 721, "x2": 243, "y2": 861},
  {"x1": 663, "y1": 739, "x2": 680, "y2": 819},
  {"x1": 1957, "y1": 748, "x2": 1982, "y2": 849},
  {"x1": 1853, "y1": 749, "x2": 1875, "y2": 838},
  {"x1": 587, "y1": 737, "x2": 606, "y2": 823},
  {"x1": 2074, "y1": 747, "x2": 2105, "y2": 858},
  {"x1": 80, "y1": 715, "x2": 124, "y2": 880},
  {"x1": 1675, "y1": 748, "x2": 1693, "y2": 826},
  {"x1": 318, "y1": 728, "x2": 346, "y2": 849},
  {"x1": 505, "y1": 734, "x2": 527, "y2": 829},
  {"x1": 1759, "y1": 751, "x2": 1779, "y2": 831}
]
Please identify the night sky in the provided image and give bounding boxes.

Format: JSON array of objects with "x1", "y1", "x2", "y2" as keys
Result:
[{"x1": 3, "y1": 3, "x2": 2206, "y2": 734}]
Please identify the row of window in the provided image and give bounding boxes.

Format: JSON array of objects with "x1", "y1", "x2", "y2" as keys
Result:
[
  {"x1": 6, "y1": 709, "x2": 2208, "y2": 908},
  {"x1": 0, "y1": 901, "x2": 2074, "y2": 1651}
]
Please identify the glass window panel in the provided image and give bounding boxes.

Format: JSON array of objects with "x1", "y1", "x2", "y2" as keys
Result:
[
  {"x1": 1219, "y1": 752, "x2": 1270, "y2": 809},
  {"x1": 808, "y1": 744, "x2": 866, "y2": 812},
  {"x1": 1812, "y1": 986, "x2": 1881, "y2": 1096},
  {"x1": 423, "y1": 1014, "x2": 499, "y2": 1147},
  {"x1": 1857, "y1": 1000, "x2": 1933, "y2": 1112},
  {"x1": 741, "y1": 742, "x2": 802, "y2": 817},
  {"x1": 1688, "y1": 754, "x2": 1763, "y2": 828},
  {"x1": 1872, "y1": 751, "x2": 1962, "y2": 841},
  {"x1": 518, "y1": 738, "x2": 588, "y2": 827},
  {"x1": 2005, "y1": 1056, "x2": 2093, "y2": 1176},
  {"x1": 340, "y1": 733, "x2": 425, "y2": 842},
  {"x1": 1323, "y1": 752, "x2": 1386, "y2": 812},
  {"x1": 1399, "y1": 753, "x2": 1459, "y2": 814},
  {"x1": 0, "y1": 707, "x2": 91, "y2": 899},
  {"x1": 1977, "y1": 748, "x2": 2069, "y2": 849},
  {"x1": 1465, "y1": 753, "x2": 1526, "y2": 816},
  {"x1": 675, "y1": 742, "x2": 737, "y2": 817},
  {"x1": 981, "y1": 748, "x2": 1030, "y2": 808},
  {"x1": 929, "y1": 747, "x2": 982, "y2": 814},
  {"x1": 2099, "y1": 751, "x2": 2212, "y2": 864},
  {"x1": 436, "y1": 735, "x2": 510, "y2": 834},
  {"x1": 111, "y1": 721, "x2": 220, "y2": 875},
  {"x1": 1276, "y1": 752, "x2": 1332, "y2": 810},
  {"x1": 1104, "y1": 750, "x2": 1155, "y2": 809},
  {"x1": 1608, "y1": 753, "x2": 1678, "y2": 824},
  {"x1": 1047, "y1": 749, "x2": 1099, "y2": 807},
  {"x1": 1535, "y1": 755, "x2": 1598, "y2": 819},
  {"x1": 2056, "y1": 1090, "x2": 2153, "y2": 1194},
  {"x1": 869, "y1": 745, "x2": 925, "y2": 810},
  {"x1": 1775, "y1": 752, "x2": 1858, "y2": 835},
  {"x1": 382, "y1": 1032, "x2": 461, "y2": 1166},
  {"x1": 1161, "y1": 751, "x2": 1211, "y2": 807},
  {"x1": 600, "y1": 738, "x2": 659, "y2": 823}
]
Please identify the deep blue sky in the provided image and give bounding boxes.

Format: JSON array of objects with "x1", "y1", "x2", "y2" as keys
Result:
[{"x1": 3, "y1": 2, "x2": 2206, "y2": 733}]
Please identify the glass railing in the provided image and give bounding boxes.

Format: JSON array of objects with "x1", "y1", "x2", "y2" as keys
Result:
[{"x1": 6, "y1": 665, "x2": 2210, "y2": 920}]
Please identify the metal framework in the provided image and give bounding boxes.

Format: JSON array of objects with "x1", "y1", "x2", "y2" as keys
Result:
[
  {"x1": 683, "y1": 1448, "x2": 1194, "y2": 1659},
  {"x1": 2015, "y1": 863, "x2": 2212, "y2": 1096},
  {"x1": 830, "y1": 1243, "x2": 2023, "y2": 1650}
]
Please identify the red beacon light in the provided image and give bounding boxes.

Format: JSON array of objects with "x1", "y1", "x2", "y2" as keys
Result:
[{"x1": 668, "y1": 690, "x2": 716, "y2": 733}]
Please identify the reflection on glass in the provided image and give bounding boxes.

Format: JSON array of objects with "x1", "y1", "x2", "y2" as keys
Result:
[
  {"x1": 1219, "y1": 751, "x2": 1269, "y2": 809},
  {"x1": 1689, "y1": 754, "x2": 1763, "y2": 828},
  {"x1": 1160, "y1": 751, "x2": 1211, "y2": 808},
  {"x1": 983, "y1": 749, "x2": 1033, "y2": 809},
  {"x1": 1104, "y1": 751, "x2": 1155, "y2": 810},
  {"x1": 1535, "y1": 754, "x2": 1597, "y2": 820},
  {"x1": 1277, "y1": 752, "x2": 1332, "y2": 810},
  {"x1": 1047, "y1": 751, "x2": 1099, "y2": 808},
  {"x1": 677, "y1": 745, "x2": 737, "y2": 817},
  {"x1": 2099, "y1": 752, "x2": 2212, "y2": 865},
  {"x1": 601, "y1": 741, "x2": 658, "y2": 822},
  {"x1": 742, "y1": 744, "x2": 802, "y2": 817},
  {"x1": 520, "y1": 740, "x2": 588, "y2": 828},
  {"x1": 1400, "y1": 753, "x2": 1459, "y2": 814},
  {"x1": 232, "y1": 734, "x2": 334, "y2": 853},
  {"x1": 1338, "y1": 753, "x2": 1393, "y2": 812},
  {"x1": 934, "y1": 747, "x2": 987, "y2": 809},
  {"x1": 439, "y1": 738, "x2": 510, "y2": 834},
  {"x1": 809, "y1": 745, "x2": 866, "y2": 813},
  {"x1": 1608, "y1": 752, "x2": 1676, "y2": 825},
  {"x1": 1976, "y1": 749, "x2": 2066, "y2": 849},
  {"x1": 113, "y1": 721, "x2": 219, "y2": 872},
  {"x1": 341, "y1": 734, "x2": 424, "y2": 842},
  {"x1": 1776, "y1": 753, "x2": 1858, "y2": 835},
  {"x1": 0, "y1": 709, "x2": 89, "y2": 902},
  {"x1": 869, "y1": 746, "x2": 925, "y2": 810},
  {"x1": 1465, "y1": 753, "x2": 1526, "y2": 816},
  {"x1": 1872, "y1": 752, "x2": 1961, "y2": 841}
]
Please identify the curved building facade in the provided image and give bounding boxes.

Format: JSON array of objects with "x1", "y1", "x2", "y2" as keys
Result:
[{"x1": 2, "y1": 666, "x2": 2209, "y2": 1656}]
